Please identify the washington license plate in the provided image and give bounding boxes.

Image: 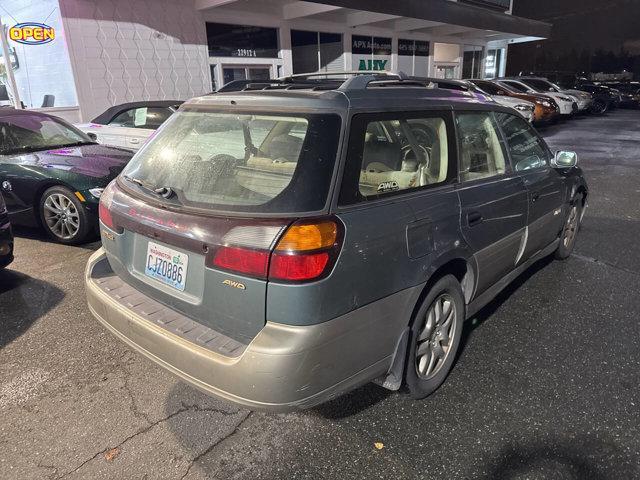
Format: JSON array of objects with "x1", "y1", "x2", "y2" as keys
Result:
[{"x1": 145, "y1": 241, "x2": 189, "y2": 291}]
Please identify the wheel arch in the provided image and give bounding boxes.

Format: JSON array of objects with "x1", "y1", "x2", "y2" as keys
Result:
[
  {"x1": 410, "y1": 251, "x2": 476, "y2": 324},
  {"x1": 374, "y1": 249, "x2": 476, "y2": 392}
]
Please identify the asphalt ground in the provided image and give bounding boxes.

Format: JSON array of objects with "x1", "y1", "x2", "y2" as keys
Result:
[{"x1": 1, "y1": 109, "x2": 639, "y2": 480}]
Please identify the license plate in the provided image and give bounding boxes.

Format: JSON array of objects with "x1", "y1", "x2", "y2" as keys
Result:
[{"x1": 145, "y1": 241, "x2": 189, "y2": 291}]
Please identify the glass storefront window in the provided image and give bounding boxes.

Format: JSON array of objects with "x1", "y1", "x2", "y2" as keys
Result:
[
  {"x1": 484, "y1": 49, "x2": 504, "y2": 79},
  {"x1": 222, "y1": 67, "x2": 270, "y2": 85},
  {"x1": 398, "y1": 39, "x2": 430, "y2": 76},
  {"x1": 1, "y1": 2, "x2": 78, "y2": 108},
  {"x1": 291, "y1": 30, "x2": 343, "y2": 74},
  {"x1": 463, "y1": 46, "x2": 484, "y2": 79},
  {"x1": 352, "y1": 35, "x2": 391, "y2": 71},
  {"x1": 206, "y1": 23, "x2": 279, "y2": 58}
]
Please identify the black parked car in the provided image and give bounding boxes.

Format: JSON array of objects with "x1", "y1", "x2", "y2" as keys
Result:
[
  {"x1": 0, "y1": 109, "x2": 134, "y2": 244},
  {"x1": 599, "y1": 82, "x2": 640, "y2": 108},
  {"x1": 0, "y1": 191, "x2": 13, "y2": 268},
  {"x1": 87, "y1": 72, "x2": 588, "y2": 410},
  {"x1": 530, "y1": 73, "x2": 618, "y2": 114}
]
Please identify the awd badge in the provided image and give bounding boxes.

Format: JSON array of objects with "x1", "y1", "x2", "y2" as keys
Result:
[{"x1": 222, "y1": 279, "x2": 246, "y2": 290}]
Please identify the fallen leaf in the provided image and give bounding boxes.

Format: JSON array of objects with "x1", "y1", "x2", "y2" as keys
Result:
[
  {"x1": 374, "y1": 442, "x2": 384, "y2": 450},
  {"x1": 104, "y1": 447, "x2": 120, "y2": 461}
]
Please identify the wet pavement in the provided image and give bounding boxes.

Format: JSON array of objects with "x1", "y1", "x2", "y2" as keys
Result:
[{"x1": 1, "y1": 110, "x2": 639, "y2": 479}]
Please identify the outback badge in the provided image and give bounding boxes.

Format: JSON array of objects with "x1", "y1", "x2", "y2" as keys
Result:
[{"x1": 222, "y1": 279, "x2": 246, "y2": 290}]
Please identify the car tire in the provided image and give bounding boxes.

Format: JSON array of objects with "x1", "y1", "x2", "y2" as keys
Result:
[
  {"x1": 405, "y1": 275, "x2": 465, "y2": 399},
  {"x1": 39, "y1": 186, "x2": 92, "y2": 245},
  {"x1": 554, "y1": 194, "x2": 584, "y2": 260},
  {"x1": 589, "y1": 99, "x2": 608, "y2": 115}
]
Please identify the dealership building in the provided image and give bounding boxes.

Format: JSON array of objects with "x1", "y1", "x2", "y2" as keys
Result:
[{"x1": 0, "y1": 0, "x2": 550, "y2": 123}]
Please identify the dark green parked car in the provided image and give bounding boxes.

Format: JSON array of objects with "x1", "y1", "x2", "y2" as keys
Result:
[{"x1": 0, "y1": 108, "x2": 134, "y2": 244}]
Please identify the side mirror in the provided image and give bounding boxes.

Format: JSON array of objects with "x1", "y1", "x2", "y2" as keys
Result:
[
  {"x1": 551, "y1": 151, "x2": 578, "y2": 168},
  {"x1": 87, "y1": 132, "x2": 98, "y2": 141}
]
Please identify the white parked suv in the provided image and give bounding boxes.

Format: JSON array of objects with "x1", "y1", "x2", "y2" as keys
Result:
[
  {"x1": 76, "y1": 101, "x2": 182, "y2": 151},
  {"x1": 497, "y1": 79, "x2": 578, "y2": 117},
  {"x1": 515, "y1": 77, "x2": 592, "y2": 112}
]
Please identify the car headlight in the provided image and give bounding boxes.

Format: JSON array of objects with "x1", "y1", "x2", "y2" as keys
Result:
[
  {"x1": 89, "y1": 188, "x2": 104, "y2": 199},
  {"x1": 558, "y1": 96, "x2": 573, "y2": 102},
  {"x1": 537, "y1": 100, "x2": 552, "y2": 108},
  {"x1": 515, "y1": 104, "x2": 533, "y2": 111}
]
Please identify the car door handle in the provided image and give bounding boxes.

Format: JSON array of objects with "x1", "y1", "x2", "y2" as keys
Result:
[
  {"x1": 531, "y1": 192, "x2": 540, "y2": 203},
  {"x1": 467, "y1": 211, "x2": 483, "y2": 227},
  {"x1": 128, "y1": 138, "x2": 140, "y2": 144}
]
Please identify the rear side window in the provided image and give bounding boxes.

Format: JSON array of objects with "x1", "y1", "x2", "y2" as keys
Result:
[
  {"x1": 339, "y1": 112, "x2": 455, "y2": 205},
  {"x1": 456, "y1": 112, "x2": 508, "y2": 182},
  {"x1": 496, "y1": 112, "x2": 551, "y2": 171},
  {"x1": 121, "y1": 110, "x2": 341, "y2": 214}
]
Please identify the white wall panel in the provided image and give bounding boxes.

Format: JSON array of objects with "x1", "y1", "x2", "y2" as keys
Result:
[{"x1": 59, "y1": 0, "x2": 211, "y2": 121}]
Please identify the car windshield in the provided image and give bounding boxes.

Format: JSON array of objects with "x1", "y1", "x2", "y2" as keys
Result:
[
  {"x1": 0, "y1": 114, "x2": 93, "y2": 155},
  {"x1": 121, "y1": 110, "x2": 341, "y2": 214}
]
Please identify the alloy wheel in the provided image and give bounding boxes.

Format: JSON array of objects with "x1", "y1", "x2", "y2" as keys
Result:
[
  {"x1": 43, "y1": 193, "x2": 80, "y2": 240},
  {"x1": 415, "y1": 293, "x2": 457, "y2": 379},
  {"x1": 563, "y1": 205, "x2": 579, "y2": 248}
]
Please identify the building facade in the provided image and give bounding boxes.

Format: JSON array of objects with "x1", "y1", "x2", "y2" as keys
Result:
[{"x1": 0, "y1": 0, "x2": 550, "y2": 122}]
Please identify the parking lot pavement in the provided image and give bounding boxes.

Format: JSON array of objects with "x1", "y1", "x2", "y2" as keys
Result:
[{"x1": 1, "y1": 110, "x2": 639, "y2": 480}]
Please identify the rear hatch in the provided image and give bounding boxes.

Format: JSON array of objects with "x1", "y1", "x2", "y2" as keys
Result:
[{"x1": 99, "y1": 108, "x2": 342, "y2": 343}]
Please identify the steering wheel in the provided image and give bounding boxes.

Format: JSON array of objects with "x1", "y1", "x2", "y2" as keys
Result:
[
  {"x1": 410, "y1": 126, "x2": 437, "y2": 147},
  {"x1": 401, "y1": 143, "x2": 430, "y2": 166}
]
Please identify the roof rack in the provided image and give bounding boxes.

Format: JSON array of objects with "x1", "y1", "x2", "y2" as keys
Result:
[{"x1": 213, "y1": 71, "x2": 473, "y2": 94}]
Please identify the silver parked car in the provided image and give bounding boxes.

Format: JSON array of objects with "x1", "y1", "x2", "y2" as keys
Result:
[{"x1": 86, "y1": 73, "x2": 588, "y2": 411}]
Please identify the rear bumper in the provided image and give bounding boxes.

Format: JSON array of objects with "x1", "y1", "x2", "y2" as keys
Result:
[{"x1": 86, "y1": 249, "x2": 414, "y2": 411}]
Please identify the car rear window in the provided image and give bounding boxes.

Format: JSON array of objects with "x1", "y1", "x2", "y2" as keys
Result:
[{"x1": 121, "y1": 110, "x2": 341, "y2": 214}]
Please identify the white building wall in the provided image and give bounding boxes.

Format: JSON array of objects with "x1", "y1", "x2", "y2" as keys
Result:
[
  {"x1": 59, "y1": 0, "x2": 211, "y2": 121},
  {"x1": 1, "y1": 0, "x2": 78, "y2": 109}
]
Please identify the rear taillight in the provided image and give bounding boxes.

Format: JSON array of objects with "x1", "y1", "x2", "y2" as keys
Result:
[
  {"x1": 269, "y1": 220, "x2": 338, "y2": 281},
  {"x1": 99, "y1": 182, "x2": 116, "y2": 230},
  {"x1": 213, "y1": 246, "x2": 270, "y2": 278},
  {"x1": 269, "y1": 252, "x2": 330, "y2": 281},
  {"x1": 210, "y1": 218, "x2": 342, "y2": 283}
]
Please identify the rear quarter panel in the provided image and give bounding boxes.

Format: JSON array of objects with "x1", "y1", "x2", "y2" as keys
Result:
[{"x1": 266, "y1": 186, "x2": 465, "y2": 327}]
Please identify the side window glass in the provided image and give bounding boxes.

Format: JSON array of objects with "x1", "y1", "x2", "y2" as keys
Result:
[
  {"x1": 496, "y1": 113, "x2": 550, "y2": 171},
  {"x1": 356, "y1": 116, "x2": 450, "y2": 198},
  {"x1": 109, "y1": 108, "x2": 137, "y2": 127},
  {"x1": 456, "y1": 112, "x2": 507, "y2": 182}
]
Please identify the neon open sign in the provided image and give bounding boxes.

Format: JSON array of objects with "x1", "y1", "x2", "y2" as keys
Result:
[{"x1": 9, "y1": 23, "x2": 55, "y2": 45}]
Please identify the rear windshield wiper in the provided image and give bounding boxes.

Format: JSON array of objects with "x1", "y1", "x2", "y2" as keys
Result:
[{"x1": 122, "y1": 175, "x2": 179, "y2": 201}]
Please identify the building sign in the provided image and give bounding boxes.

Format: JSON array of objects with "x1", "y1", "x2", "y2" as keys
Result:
[
  {"x1": 398, "y1": 39, "x2": 429, "y2": 57},
  {"x1": 9, "y1": 23, "x2": 55, "y2": 45},
  {"x1": 352, "y1": 35, "x2": 391, "y2": 71}
]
